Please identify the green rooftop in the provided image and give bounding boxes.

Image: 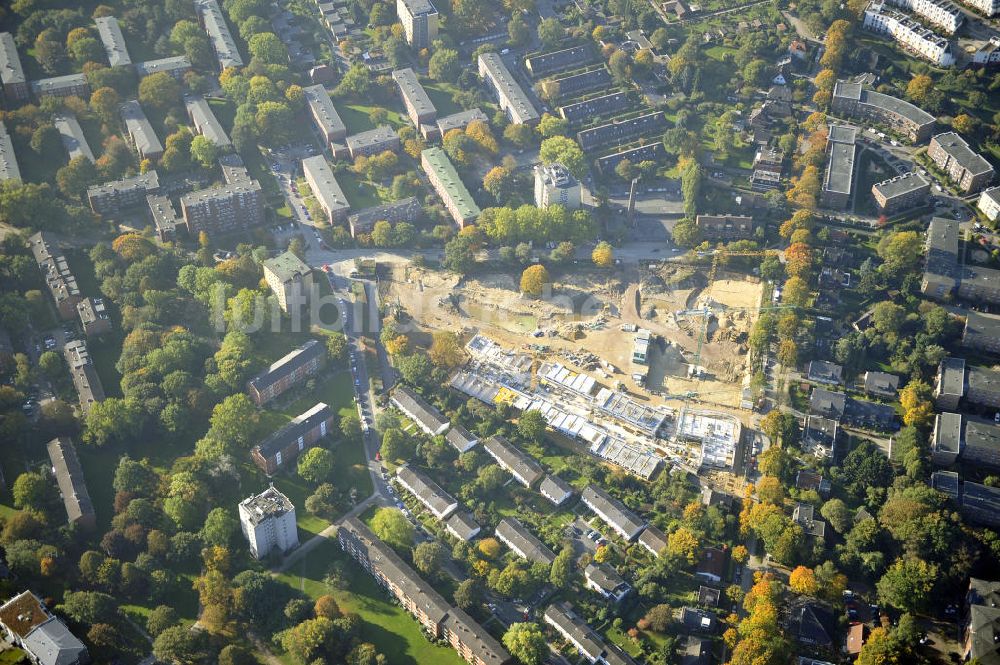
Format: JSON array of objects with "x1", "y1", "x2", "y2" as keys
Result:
[
  {"x1": 263, "y1": 250, "x2": 311, "y2": 282},
  {"x1": 420, "y1": 147, "x2": 481, "y2": 223}
]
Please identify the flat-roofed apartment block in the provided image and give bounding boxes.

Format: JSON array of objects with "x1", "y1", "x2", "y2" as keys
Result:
[
  {"x1": 303, "y1": 84, "x2": 347, "y2": 143},
  {"x1": 964, "y1": 310, "x2": 1000, "y2": 354},
  {"x1": 596, "y1": 143, "x2": 666, "y2": 175},
  {"x1": 931, "y1": 411, "x2": 964, "y2": 464},
  {"x1": 343, "y1": 125, "x2": 399, "y2": 159},
  {"x1": 935, "y1": 356, "x2": 966, "y2": 409},
  {"x1": 47, "y1": 437, "x2": 96, "y2": 532},
  {"x1": 0, "y1": 591, "x2": 89, "y2": 665},
  {"x1": 396, "y1": 465, "x2": 459, "y2": 519},
  {"x1": 184, "y1": 95, "x2": 231, "y2": 148},
  {"x1": 751, "y1": 145, "x2": 783, "y2": 191},
  {"x1": 252, "y1": 402, "x2": 334, "y2": 474},
  {"x1": 542, "y1": 68, "x2": 613, "y2": 100},
  {"x1": 958, "y1": 0, "x2": 999, "y2": 13},
  {"x1": 863, "y1": 2, "x2": 956, "y2": 65},
  {"x1": 558, "y1": 90, "x2": 631, "y2": 123},
  {"x1": 121, "y1": 100, "x2": 164, "y2": 160},
  {"x1": 960, "y1": 480, "x2": 1000, "y2": 527},
  {"x1": 821, "y1": 124, "x2": 857, "y2": 209},
  {"x1": 301, "y1": 154, "x2": 350, "y2": 225},
  {"x1": 978, "y1": 186, "x2": 1000, "y2": 222},
  {"x1": 94, "y1": 16, "x2": 131, "y2": 67},
  {"x1": 922, "y1": 216, "x2": 960, "y2": 299},
  {"x1": 494, "y1": 517, "x2": 556, "y2": 565},
  {"x1": 396, "y1": 0, "x2": 438, "y2": 48},
  {"x1": 88, "y1": 170, "x2": 159, "y2": 216},
  {"x1": 932, "y1": 412, "x2": 1000, "y2": 468},
  {"x1": 135, "y1": 55, "x2": 192, "y2": 79},
  {"x1": 577, "y1": 111, "x2": 667, "y2": 152},
  {"x1": 0, "y1": 122, "x2": 21, "y2": 184},
  {"x1": 247, "y1": 339, "x2": 325, "y2": 406},
  {"x1": 263, "y1": 250, "x2": 313, "y2": 313},
  {"x1": 539, "y1": 474, "x2": 573, "y2": 505},
  {"x1": 29, "y1": 232, "x2": 81, "y2": 320},
  {"x1": 695, "y1": 214, "x2": 754, "y2": 240},
  {"x1": 483, "y1": 435, "x2": 544, "y2": 487},
  {"x1": 147, "y1": 193, "x2": 180, "y2": 241},
  {"x1": 831, "y1": 80, "x2": 935, "y2": 143},
  {"x1": 445, "y1": 511, "x2": 481, "y2": 541},
  {"x1": 884, "y1": 0, "x2": 964, "y2": 32},
  {"x1": 429, "y1": 108, "x2": 489, "y2": 141},
  {"x1": 534, "y1": 163, "x2": 581, "y2": 209},
  {"x1": 446, "y1": 424, "x2": 478, "y2": 453},
  {"x1": 421, "y1": 146, "x2": 481, "y2": 227},
  {"x1": 180, "y1": 179, "x2": 264, "y2": 234},
  {"x1": 64, "y1": 339, "x2": 106, "y2": 415},
  {"x1": 961, "y1": 363, "x2": 1000, "y2": 408},
  {"x1": 393, "y1": 68, "x2": 436, "y2": 128},
  {"x1": 347, "y1": 197, "x2": 421, "y2": 238},
  {"x1": 196, "y1": 0, "x2": 244, "y2": 70},
  {"x1": 872, "y1": 171, "x2": 929, "y2": 214},
  {"x1": 238, "y1": 486, "x2": 298, "y2": 559},
  {"x1": 638, "y1": 525, "x2": 667, "y2": 557},
  {"x1": 0, "y1": 33, "x2": 28, "y2": 103},
  {"x1": 338, "y1": 517, "x2": 513, "y2": 665},
  {"x1": 54, "y1": 113, "x2": 95, "y2": 163},
  {"x1": 524, "y1": 44, "x2": 594, "y2": 76},
  {"x1": 581, "y1": 485, "x2": 647, "y2": 541},
  {"x1": 77, "y1": 297, "x2": 111, "y2": 337},
  {"x1": 543, "y1": 601, "x2": 638, "y2": 665},
  {"x1": 391, "y1": 384, "x2": 450, "y2": 436},
  {"x1": 478, "y1": 52, "x2": 540, "y2": 125},
  {"x1": 928, "y1": 132, "x2": 995, "y2": 193},
  {"x1": 31, "y1": 73, "x2": 88, "y2": 100}
]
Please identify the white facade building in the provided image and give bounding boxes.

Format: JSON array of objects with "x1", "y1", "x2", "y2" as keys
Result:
[
  {"x1": 534, "y1": 163, "x2": 582, "y2": 209},
  {"x1": 884, "y1": 0, "x2": 963, "y2": 33},
  {"x1": 396, "y1": 0, "x2": 438, "y2": 48},
  {"x1": 979, "y1": 186, "x2": 1000, "y2": 222},
  {"x1": 238, "y1": 486, "x2": 299, "y2": 559},
  {"x1": 958, "y1": 0, "x2": 999, "y2": 15},
  {"x1": 863, "y1": 2, "x2": 956, "y2": 65}
]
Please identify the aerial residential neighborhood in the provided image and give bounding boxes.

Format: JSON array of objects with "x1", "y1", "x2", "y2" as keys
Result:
[{"x1": 0, "y1": 0, "x2": 999, "y2": 662}]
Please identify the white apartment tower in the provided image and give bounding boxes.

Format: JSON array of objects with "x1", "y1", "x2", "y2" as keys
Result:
[
  {"x1": 534, "y1": 163, "x2": 582, "y2": 209},
  {"x1": 238, "y1": 486, "x2": 299, "y2": 559},
  {"x1": 396, "y1": 0, "x2": 438, "y2": 49}
]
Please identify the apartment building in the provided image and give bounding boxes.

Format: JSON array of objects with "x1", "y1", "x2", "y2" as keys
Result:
[
  {"x1": 247, "y1": 339, "x2": 326, "y2": 406},
  {"x1": 347, "y1": 197, "x2": 421, "y2": 238},
  {"x1": 185, "y1": 95, "x2": 231, "y2": 148},
  {"x1": 585, "y1": 563, "x2": 631, "y2": 603},
  {"x1": 576, "y1": 111, "x2": 668, "y2": 152},
  {"x1": 596, "y1": 143, "x2": 666, "y2": 175},
  {"x1": 87, "y1": 170, "x2": 159, "y2": 216},
  {"x1": 196, "y1": 0, "x2": 244, "y2": 70},
  {"x1": 29, "y1": 232, "x2": 81, "y2": 320},
  {"x1": 543, "y1": 68, "x2": 613, "y2": 99},
  {"x1": 695, "y1": 214, "x2": 755, "y2": 240},
  {"x1": 180, "y1": 180, "x2": 265, "y2": 234},
  {"x1": 93, "y1": 16, "x2": 131, "y2": 67},
  {"x1": 539, "y1": 474, "x2": 574, "y2": 505},
  {"x1": 965, "y1": 578, "x2": 1000, "y2": 665},
  {"x1": 421, "y1": 147, "x2": 481, "y2": 227},
  {"x1": 831, "y1": 80, "x2": 935, "y2": 143},
  {"x1": 303, "y1": 84, "x2": 347, "y2": 143},
  {"x1": 922, "y1": 216, "x2": 961, "y2": 300},
  {"x1": 863, "y1": 2, "x2": 955, "y2": 65},
  {"x1": 558, "y1": 91, "x2": 631, "y2": 123},
  {"x1": 344, "y1": 125, "x2": 399, "y2": 159},
  {"x1": 77, "y1": 297, "x2": 112, "y2": 337},
  {"x1": 821, "y1": 124, "x2": 857, "y2": 209},
  {"x1": 932, "y1": 412, "x2": 1000, "y2": 469},
  {"x1": 396, "y1": 0, "x2": 439, "y2": 48},
  {"x1": 147, "y1": 194, "x2": 180, "y2": 241},
  {"x1": 534, "y1": 163, "x2": 581, "y2": 209},
  {"x1": 935, "y1": 356, "x2": 966, "y2": 409},
  {"x1": 963, "y1": 310, "x2": 1000, "y2": 354},
  {"x1": 871, "y1": 171, "x2": 930, "y2": 214},
  {"x1": 751, "y1": 146, "x2": 784, "y2": 191},
  {"x1": 393, "y1": 68, "x2": 437, "y2": 127},
  {"x1": 121, "y1": 100, "x2": 164, "y2": 160},
  {"x1": 524, "y1": 45, "x2": 594, "y2": 76},
  {"x1": 301, "y1": 155, "x2": 350, "y2": 224},
  {"x1": 338, "y1": 518, "x2": 512, "y2": 665},
  {"x1": 543, "y1": 602, "x2": 638, "y2": 665},
  {"x1": 968, "y1": 364, "x2": 1000, "y2": 409},
  {"x1": 135, "y1": 56, "x2": 192, "y2": 79},
  {"x1": 478, "y1": 52, "x2": 540, "y2": 125},
  {"x1": 978, "y1": 186, "x2": 1000, "y2": 221},
  {"x1": 581, "y1": 485, "x2": 647, "y2": 541},
  {"x1": 883, "y1": 0, "x2": 963, "y2": 32},
  {"x1": 396, "y1": 465, "x2": 458, "y2": 519},
  {"x1": 494, "y1": 517, "x2": 556, "y2": 565},
  {"x1": 391, "y1": 384, "x2": 450, "y2": 435},
  {"x1": 483, "y1": 435, "x2": 545, "y2": 488},
  {"x1": 0, "y1": 33, "x2": 28, "y2": 103},
  {"x1": 957, "y1": 0, "x2": 999, "y2": 14},
  {"x1": 64, "y1": 340, "x2": 106, "y2": 415},
  {"x1": 445, "y1": 425, "x2": 478, "y2": 453},
  {"x1": 638, "y1": 525, "x2": 668, "y2": 557},
  {"x1": 0, "y1": 122, "x2": 22, "y2": 184},
  {"x1": 928, "y1": 132, "x2": 995, "y2": 194},
  {"x1": 46, "y1": 437, "x2": 96, "y2": 532},
  {"x1": 263, "y1": 250, "x2": 314, "y2": 313},
  {"x1": 445, "y1": 512, "x2": 481, "y2": 541},
  {"x1": 432, "y1": 108, "x2": 489, "y2": 140},
  {"x1": 238, "y1": 486, "x2": 298, "y2": 559},
  {"x1": 31, "y1": 73, "x2": 89, "y2": 99},
  {"x1": 0, "y1": 592, "x2": 89, "y2": 665},
  {"x1": 251, "y1": 402, "x2": 335, "y2": 475},
  {"x1": 54, "y1": 113, "x2": 95, "y2": 163},
  {"x1": 959, "y1": 480, "x2": 1000, "y2": 528}
]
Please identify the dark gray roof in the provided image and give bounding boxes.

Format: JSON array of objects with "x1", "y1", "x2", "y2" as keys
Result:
[
  {"x1": 445, "y1": 511, "x2": 480, "y2": 540},
  {"x1": 347, "y1": 197, "x2": 421, "y2": 231},
  {"x1": 346, "y1": 125, "x2": 397, "y2": 151},
  {"x1": 396, "y1": 465, "x2": 457, "y2": 518},
  {"x1": 445, "y1": 424, "x2": 477, "y2": 452},
  {"x1": 809, "y1": 388, "x2": 846, "y2": 420},
  {"x1": 249, "y1": 340, "x2": 324, "y2": 393},
  {"x1": 441, "y1": 606, "x2": 511, "y2": 665},
  {"x1": 524, "y1": 44, "x2": 594, "y2": 76},
  {"x1": 585, "y1": 562, "x2": 629, "y2": 595},
  {"x1": 967, "y1": 604, "x2": 1000, "y2": 664},
  {"x1": 392, "y1": 68, "x2": 436, "y2": 118},
  {"x1": 255, "y1": 402, "x2": 332, "y2": 460},
  {"x1": 539, "y1": 474, "x2": 573, "y2": 503},
  {"x1": 966, "y1": 418, "x2": 1000, "y2": 462},
  {"x1": 495, "y1": 517, "x2": 555, "y2": 565},
  {"x1": 46, "y1": 438, "x2": 94, "y2": 526},
  {"x1": 931, "y1": 470, "x2": 960, "y2": 500},
  {"x1": 872, "y1": 171, "x2": 928, "y2": 199},
  {"x1": 938, "y1": 357, "x2": 966, "y2": 397},
  {"x1": 924, "y1": 217, "x2": 959, "y2": 294},
  {"x1": 966, "y1": 311, "x2": 1000, "y2": 345},
  {"x1": 807, "y1": 360, "x2": 842, "y2": 383},
  {"x1": 581, "y1": 485, "x2": 647, "y2": 537},
  {"x1": 968, "y1": 364, "x2": 1000, "y2": 400},
  {"x1": 933, "y1": 132, "x2": 994, "y2": 178},
  {"x1": 0, "y1": 33, "x2": 25, "y2": 87},
  {"x1": 483, "y1": 435, "x2": 544, "y2": 486},
  {"x1": 864, "y1": 371, "x2": 899, "y2": 395},
  {"x1": 436, "y1": 108, "x2": 489, "y2": 134},
  {"x1": 391, "y1": 385, "x2": 449, "y2": 433},
  {"x1": 638, "y1": 524, "x2": 667, "y2": 556},
  {"x1": 788, "y1": 601, "x2": 834, "y2": 646},
  {"x1": 823, "y1": 127, "x2": 856, "y2": 196}
]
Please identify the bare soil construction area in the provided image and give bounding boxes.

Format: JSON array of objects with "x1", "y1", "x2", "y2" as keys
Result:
[{"x1": 385, "y1": 262, "x2": 764, "y2": 413}]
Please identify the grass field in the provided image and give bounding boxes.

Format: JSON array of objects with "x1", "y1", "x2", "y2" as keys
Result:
[
  {"x1": 338, "y1": 104, "x2": 409, "y2": 134},
  {"x1": 423, "y1": 81, "x2": 464, "y2": 116},
  {"x1": 336, "y1": 170, "x2": 384, "y2": 209},
  {"x1": 276, "y1": 538, "x2": 467, "y2": 665}
]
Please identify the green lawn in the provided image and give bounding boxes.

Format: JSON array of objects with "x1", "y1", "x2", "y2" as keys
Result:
[
  {"x1": 276, "y1": 539, "x2": 467, "y2": 665},
  {"x1": 338, "y1": 104, "x2": 409, "y2": 134},
  {"x1": 336, "y1": 170, "x2": 384, "y2": 209},
  {"x1": 422, "y1": 81, "x2": 464, "y2": 116},
  {"x1": 705, "y1": 45, "x2": 738, "y2": 61}
]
